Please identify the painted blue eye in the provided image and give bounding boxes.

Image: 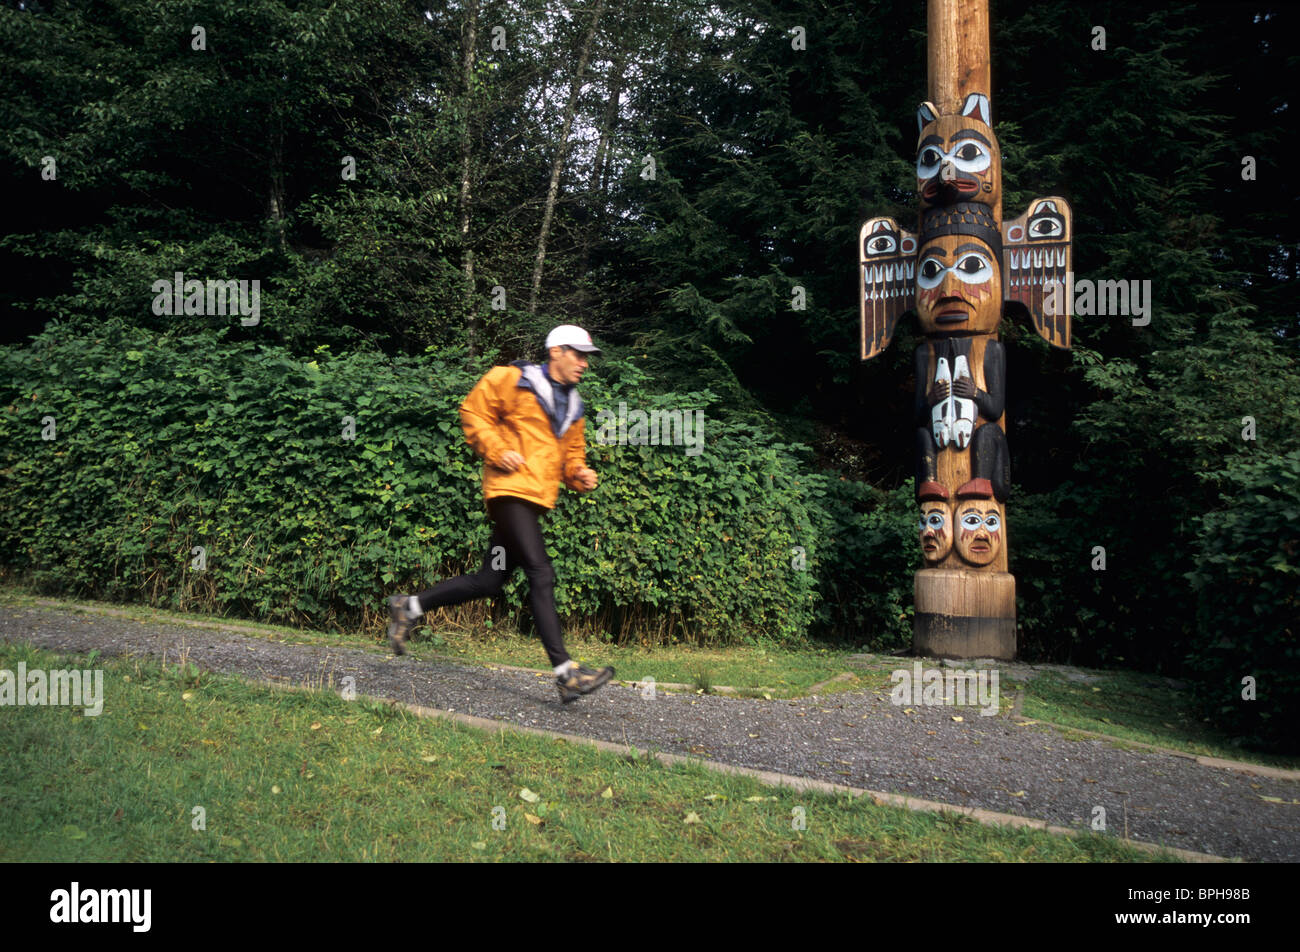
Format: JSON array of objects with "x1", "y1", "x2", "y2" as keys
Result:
[
  {"x1": 917, "y1": 257, "x2": 946, "y2": 289},
  {"x1": 983, "y1": 513, "x2": 1000, "y2": 532},
  {"x1": 950, "y1": 142, "x2": 990, "y2": 173},
  {"x1": 961, "y1": 512, "x2": 983, "y2": 531},
  {"x1": 951, "y1": 253, "x2": 993, "y2": 284}
]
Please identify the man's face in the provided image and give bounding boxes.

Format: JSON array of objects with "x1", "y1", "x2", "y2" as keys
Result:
[{"x1": 548, "y1": 345, "x2": 588, "y2": 385}]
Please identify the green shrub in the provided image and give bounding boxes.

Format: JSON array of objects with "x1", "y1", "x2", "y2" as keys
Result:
[
  {"x1": 1183, "y1": 449, "x2": 1300, "y2": 752},
  {"x1": 0, "y1": 324, "x2": 907, "y2": 646}
]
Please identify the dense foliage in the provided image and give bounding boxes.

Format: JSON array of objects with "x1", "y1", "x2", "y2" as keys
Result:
[{"x1": 0, "y1": 323, "x2": 919, "y2": 646}]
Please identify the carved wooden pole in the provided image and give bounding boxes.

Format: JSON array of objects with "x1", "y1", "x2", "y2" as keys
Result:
[{"x1": 858, "y1": 0, "x2": 1073, "y2": 660}]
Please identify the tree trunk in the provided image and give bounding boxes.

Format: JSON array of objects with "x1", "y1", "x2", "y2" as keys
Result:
[
  {"x1": 268, "y1": 126, "x2": 288, "y2": 255},
  {"x1": 528, "y1": 0, "x2": 606, "y2": 315},
  {"x1": 575, "y1": 46, "x2": 625, "y2": 313},
  {"x1": 459, "y1": 0, "x2": 480, "y2": 354}
]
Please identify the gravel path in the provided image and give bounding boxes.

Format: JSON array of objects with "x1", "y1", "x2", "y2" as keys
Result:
[{"x1": 2, "y1": 603, "x2": 1297, "y2": 862}]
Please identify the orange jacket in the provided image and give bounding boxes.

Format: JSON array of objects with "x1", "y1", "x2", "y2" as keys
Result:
[{"x1": 459, "y1": 363, "x2": 588, "y2": 509}]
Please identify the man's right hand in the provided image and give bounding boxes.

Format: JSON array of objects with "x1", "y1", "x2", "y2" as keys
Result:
[{"x1": 497, "y1": 451, "x2": 526, "y2": 473}]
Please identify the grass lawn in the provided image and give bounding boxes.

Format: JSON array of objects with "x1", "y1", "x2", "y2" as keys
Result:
[{"x1": 0, "y1": 641, "x2": 1172, "y2": 862}]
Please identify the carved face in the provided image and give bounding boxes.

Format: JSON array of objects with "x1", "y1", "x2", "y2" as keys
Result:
[
  {"x1": 916, "y1": 95, "x2": 1001, "y2": 212},
  {"x1": 918, "y1": 502, "x2": 952, "y2": 565},
  {"x1": 915, "y1": 233, "x2": 1002, "y2": 335},
  {"x1": 955, "y1": 501, "x2": 1002, "y2": 567}
]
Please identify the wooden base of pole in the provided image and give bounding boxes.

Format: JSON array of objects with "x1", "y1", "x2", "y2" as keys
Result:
[{"x1": 914, "y1": 569, "x2": 1016, "y2": 660}]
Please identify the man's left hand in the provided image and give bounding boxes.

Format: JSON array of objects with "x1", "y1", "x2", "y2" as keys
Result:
[{"x1": 575, "y1": 467, "x2": 598, "y2": 490}]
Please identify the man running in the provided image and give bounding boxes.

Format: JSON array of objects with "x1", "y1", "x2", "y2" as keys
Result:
[{"x1": 386, "y1": 325, "x2": 615, "y2": 703}]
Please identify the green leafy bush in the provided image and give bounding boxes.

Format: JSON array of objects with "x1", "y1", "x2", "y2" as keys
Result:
[
  {"x1": 1184, "y1": 450, "x2": 1300, "y2": 752},
  {"x1": 0, "y1": 325, "x2": 909, "y2": 646}
]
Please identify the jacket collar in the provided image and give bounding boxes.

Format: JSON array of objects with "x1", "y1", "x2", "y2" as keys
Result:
[{"x1": 511, "y1": 360, "x2": 583, "y2": 438}]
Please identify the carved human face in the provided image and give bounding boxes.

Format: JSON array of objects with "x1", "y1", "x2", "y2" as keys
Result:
[
  {"x1": 955, "y1": 501, "x2": 1002, "y2": 567},
  {"x1": 915, "y1": 233, "x2": 1002, "y2": 335},
  {"x1": 916, "y1": 98, "x2": 1001, "y2": 212},
  {"x1": 918, "y1": 502, "x2": 953, "y2": 565}
]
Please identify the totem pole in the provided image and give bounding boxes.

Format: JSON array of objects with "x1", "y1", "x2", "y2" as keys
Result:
[{"x1": 858, "y1": 0, "x2": 1072, "y2": 659}]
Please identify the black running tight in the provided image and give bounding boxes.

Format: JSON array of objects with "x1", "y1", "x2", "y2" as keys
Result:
[{"x1": 414, "y1": 496, "x2": 569, "y2": 668}]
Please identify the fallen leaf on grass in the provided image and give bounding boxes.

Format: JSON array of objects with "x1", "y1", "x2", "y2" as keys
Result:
[
  {"x1": 371, "y1": 726, "x2": 383, "y2": 736},
  {"x1": 703, "y1": 794, "x2": 727, "y2": 801},
  {"x1": 421, "y1": 755, "x2": 438, "y2": 763},
  {"x1": 951, "y1": 716, "x2": 963, "y2": 722},
  {"x1": 683, "y1": 812, "x2": 702, "y2": 824},
  {"x1": 600, "y1": 787, "x2": 613, "y2": 799},
  {"x1": 471, "y1": 841, "x2": 487, "y2": 850},
  {"x1": 310, "y1": 722, "x2": 322, "y2": 731},
  {"x1": 519, "y1": 788, "x2": 541, "y2": 803},
  {"x1": 743, "y1": 796, "x2": 777, "y2": 802},
  {"x1": 271, "y1": 785, "x2": 282, "y2": 794},
  {"x1": 182, "y1": 692, "x2": 194, "y2": 701},
  {"x1": 524, "y1": 814, "x2": 543, "y2": 825}
]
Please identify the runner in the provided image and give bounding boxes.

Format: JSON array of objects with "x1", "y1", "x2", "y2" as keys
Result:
[{"x1": 386, "y1": 325, "x2": 614, "y2": 703}]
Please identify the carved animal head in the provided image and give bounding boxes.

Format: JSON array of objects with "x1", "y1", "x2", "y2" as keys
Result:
[{"x1": 916, "y1": 93, "x2": 1001, "y2": 213}]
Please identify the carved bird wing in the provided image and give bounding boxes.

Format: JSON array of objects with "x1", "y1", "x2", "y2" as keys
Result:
[
  {"x1": 1002, "y1": 197, "x2": 1072, "y2": 349},
  {"x1": 859, "y1": 217, "x2": 917, "y2": 360}
]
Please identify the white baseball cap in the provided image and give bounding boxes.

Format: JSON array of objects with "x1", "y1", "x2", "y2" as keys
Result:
[{"x1": 545, "y1": 324, "x2": 602, "y2": 355}]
